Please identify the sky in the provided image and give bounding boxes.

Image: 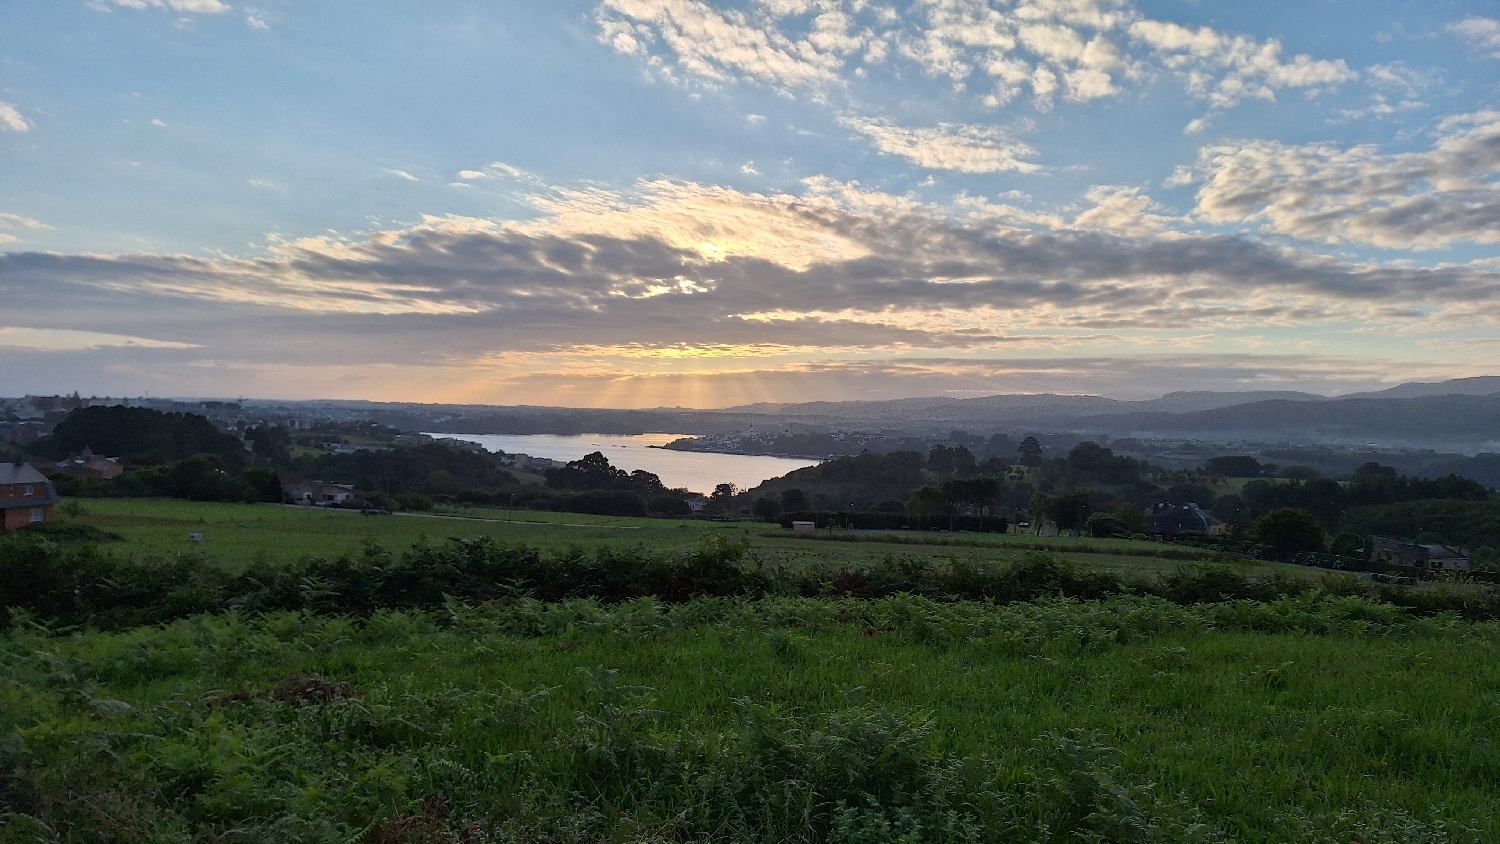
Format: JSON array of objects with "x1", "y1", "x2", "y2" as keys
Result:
[{"x1": 2, "y1": 0, "x2": 1500, "y2": 408}]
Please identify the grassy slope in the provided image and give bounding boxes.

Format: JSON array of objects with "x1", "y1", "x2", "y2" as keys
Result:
[{"x1": 2, "y1": 597, "x2": 1495, "y2": 842}]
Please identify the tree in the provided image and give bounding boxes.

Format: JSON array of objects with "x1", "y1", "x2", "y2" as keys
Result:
[
  {"x1": 1254, "y1": 508, "x2": 1326, "y2": 558},
  {"x1": 1353, "y1": 462, "x2": 1398, "y2": 482},
  {"x1": 545, "y1": 452, "x2": 662, "y2": 493},
  {"x1": 927, "y1": 444, "x2": 976, "y2": 478},
  {"x1": 41, "y1": 405, "x2": 248, "y2": 469},
  {"x1": 1086, "y1": 511, "x2": 1128, "y2": 538},
  {"x1": 1211, "y1": 494, "x2": 1249, "y2": 524},
  {"x1": 939, "y1": 476, "x2": 1001, "y2": 511},
  {"x1": 1161, "y1": 483, "x2": 1215, "y2": 510},
  {"x1": 1109, "y1": 501, "x2": 1146, "y2": 534},
  {"x1": 1066, "y1": 442, "x2": 1143, "y2": 484},
  {"x1": 142, "y1": 454, "x2": 245, "y2": 502},
  {"x1": 648, "y1": 495, "x2": 692, "y2": 516},
  {"x1": 1016, "y1": 436, "x2": 1043, "y2": 467},
  {"x1": 628, "y1": 470, "x2": 666, "y2": 493},
  {"x1": 1330, "y1": 532, "x2": 1366, "y2": 559},
  {"x1": 906, "y1": 485, "x2": 950, "y2": 516},
  {"x1": 245, "y1": 425, "x2": 292, "y2": 464},
  {"x1": 1027, "y1": 493, "x2": 1054, "y2": 534},
  {"x1": 1205, "y1": 455, "x2": 1263, "y2": 477},
  {"x1": 425, "y1": 470, "x2": 461, "y2": 495},
  {"x1": 1045, "y1": 490, "x2": 1094, "y2": 536},
  {"x1": 1279, "y1": 466, "x2": 1322, "y2": 480},
  {"x1": 781, "y1": 488, "x2": 808, "y2": 512},
  {"x1": 241, "y1": 468, "x2": 283, "y2": 503},
  {"x1": 752, "y1": 497, "x2": 780, "y2": 521}
]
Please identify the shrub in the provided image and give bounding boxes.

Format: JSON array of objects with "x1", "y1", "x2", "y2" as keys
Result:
[{"x1": 1254, "y1": 508, "x2": 1326, "y2": 559}]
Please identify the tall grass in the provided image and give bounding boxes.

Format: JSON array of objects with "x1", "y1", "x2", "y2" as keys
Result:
[{"x1": 2, "y1": 594, "x2": 1498, "y2": 842}]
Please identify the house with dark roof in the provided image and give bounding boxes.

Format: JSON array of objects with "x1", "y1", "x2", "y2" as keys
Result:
[
  {"x1": 1146, "y1": 502, "x2": 1225, "y2": 541},
  {"x1": 1370, "y1": 536, "x2": 1470, "y2": 572},
  {"x1": 44, "y1": 447, "x2": 124, "y2": 480},
  {"x1": 0, "y1": 463, "x2": 60, "y2": 531}
]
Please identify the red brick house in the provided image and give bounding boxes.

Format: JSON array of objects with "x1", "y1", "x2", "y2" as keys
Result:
[{"x1": 0, "y1": 463, "x2": 60, "y2": 530}]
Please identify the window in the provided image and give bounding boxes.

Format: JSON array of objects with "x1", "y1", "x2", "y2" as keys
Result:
[{"x1": 29, "y1": 507, "x2": 45, "y2": 523}]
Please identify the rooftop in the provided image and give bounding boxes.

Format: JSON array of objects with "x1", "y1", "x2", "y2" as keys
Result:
[{"x1": 0, "y1": 463, "x2": 49, "y2": 485}]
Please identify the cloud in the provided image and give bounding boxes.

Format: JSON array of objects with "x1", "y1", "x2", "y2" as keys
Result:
[
  {"x1": 385, "y1": 168, "x2": 420, "y2": 181},
  {"x1": 4, "y1": 172, "x2": 1500, "y2": 405},
  {"x1": 0, "y1": 213, "x2": 48, "y2": 246},
  {"x1": 839, "y1": 116, "x2": 1041, "y2": 173},
  {"x1": 1072, "y1": 185, "x2": 1183, "y2": 235},
  {"x1": 595, "y1": 0, "x2": 1352, "y2": 122},
  {"x1": 1364, "y1": 61, "x2": 1439, "y2": 98},
  {"x1": 0, "y1": 101, "x2": 31, "y2": 133},
  {"x1": 896, "y1": 0, "x2": 1135, "y2": 109},
  {"x1": 0, "y1": 213, "x2": 50, "y2": 231},
  {"x1": 0, "y1": 327, "x2": 198, "y2": 351},
  {"x1": 1449, "y1": 16, "x2": 1500, "y2": 58},
  {"x1": 103, "y1": 0, "x2": 230, "y2": 12},
  {"x1": 4, "y1": 177, "x2": 1497, "y2": 343},
  {"x1": 595, "y1": 0, "x2": 843, "y2": 89},
  {"x1": 245, "y1": 7, "x2": 269, "y2": 29},
  {"x1": 1128, "y1": 20, "x2": 1356, "y2": 114},
  {"x1": 1329, "y1": 95, "x2": 1425, "y2": 124},
  {"x1": 453, "y1": 161, "x2": 546, "y2": 187},
  {"x1": 1184, "y1": 110, "x2": 1500, "y2": 249}
]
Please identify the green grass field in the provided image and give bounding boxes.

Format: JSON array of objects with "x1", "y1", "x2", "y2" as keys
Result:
[
  {"x1": 3, "y1": 595, "x2": 1496, "y2": 842},
  {"x1": 64, "y1": 498, "x2": 1319, "y2": 584},
  {"x1": 5, "y1": 498, "x2": 1499, "y2": 841}
]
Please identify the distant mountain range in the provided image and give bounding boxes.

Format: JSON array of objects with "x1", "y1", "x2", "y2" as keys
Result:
[
  {"x1": 718, "y1": 378, "x2": 1500, "y2": 449},
  {"x1": 726, "y1": 390, "x2": 1328, "y2": 422},
  {"x1": 259, "y1": 376, "x2": 1500, "y2": 452},
  {"x1": 1339, "y1": 376, "x2": 1500, "y2": 400}
]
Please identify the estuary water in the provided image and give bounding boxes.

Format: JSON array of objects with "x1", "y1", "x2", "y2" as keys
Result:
[{"x1": 426, "y1": 432, "x2": 822, "y2": 495}]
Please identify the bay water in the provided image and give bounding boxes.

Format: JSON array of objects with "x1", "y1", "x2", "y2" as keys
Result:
[{"x1": 426, "y1": 432, "x2": 821, "y2": 495}]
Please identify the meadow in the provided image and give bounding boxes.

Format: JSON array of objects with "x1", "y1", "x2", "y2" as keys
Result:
[
  {"x1": 5, "y1": 499, "x2": 1499, "y2": 842},
  {"x1": 65, "y1": 498, "x2": 1290, "y2": 584},
  {"x1": 3, "y1": 594, "x2": 1497, "y2": 842}
]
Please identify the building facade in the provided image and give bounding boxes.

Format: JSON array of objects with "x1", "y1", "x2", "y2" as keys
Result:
[{"x1": 0, "y1": 463, "x2": 60, "y2": 530}]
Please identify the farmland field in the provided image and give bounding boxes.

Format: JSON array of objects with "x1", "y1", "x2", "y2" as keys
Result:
[
  {"x1": 5, "y1": 498, "x2": 1497, "y2": 842},
  {"x1": 64, "y1": 498, "x2": 1317, "y2": 584}
]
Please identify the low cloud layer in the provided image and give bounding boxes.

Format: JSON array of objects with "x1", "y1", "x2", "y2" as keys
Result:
[
  {"x1": 3, "y1": 174, "x2": 1499, "y2": 404},
  {"x1": 1181, "y1": 111, "x2": 1500, "y2": 249}
]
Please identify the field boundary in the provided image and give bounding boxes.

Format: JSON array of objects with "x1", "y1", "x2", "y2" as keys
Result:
[{"x1": 764, "y1": 529, "x2": 1222, "y2": 560}]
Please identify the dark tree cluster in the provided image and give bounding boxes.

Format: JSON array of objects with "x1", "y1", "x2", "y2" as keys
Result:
[
  {"x1": 546, "y1": 451, "x2": 668, "y2": 494},
  {"x1": 37, "y1": 405, "x2": 249, "y2": 469},
  {"x1": 1235, "y1": 463, "x2": 1489, "y2": 528},
  {"x1": 290, "y1": 443, "x2": 519, "y2": 497}
]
